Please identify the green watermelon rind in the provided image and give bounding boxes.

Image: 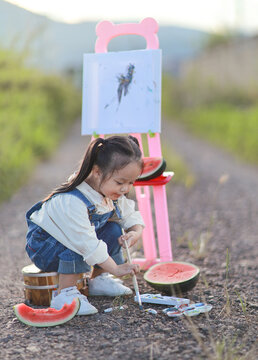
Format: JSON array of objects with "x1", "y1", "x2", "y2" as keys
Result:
[
  {"x1": 138, "y1": 158, "x2": 166, "y2": 181},
  {"x1": 144, "y1": 261, "x2": 200, "y2": 295},
  {"x1": 13, "y1": 298, "x2": 80, "y2": 327}
]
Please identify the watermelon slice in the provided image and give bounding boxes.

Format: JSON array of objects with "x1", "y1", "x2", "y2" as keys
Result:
[
  {"x1": 13, "y1": 298, "x2": 80, "y2": 327},
  {"x1": 144, "y1": 262, "x2": 200, "y2": 295},
  {"x1": 138, "y1": 157, "x2": 166, "y2": 181}
]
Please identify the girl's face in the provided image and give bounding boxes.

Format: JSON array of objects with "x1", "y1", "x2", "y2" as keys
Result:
[{"x1": 98, "y1": 162, "x2": 142, "y2": 200}]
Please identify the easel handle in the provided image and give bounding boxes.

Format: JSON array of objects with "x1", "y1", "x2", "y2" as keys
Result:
[{"x1": 95, "y1": 17, "x2": 159, "y2": 53}]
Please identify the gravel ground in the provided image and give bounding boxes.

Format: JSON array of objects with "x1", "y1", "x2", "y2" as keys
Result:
[{"x1": 0, "y1": 120, "x2": 257, "y2": 360}]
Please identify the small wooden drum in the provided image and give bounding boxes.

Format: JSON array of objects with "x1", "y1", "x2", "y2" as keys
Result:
[{"x1": 22, "y1": 264, "x2": 86, "y2": 306}]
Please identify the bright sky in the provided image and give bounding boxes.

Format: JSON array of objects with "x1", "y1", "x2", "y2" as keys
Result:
[{"x1": 5, "y1": 0, "x2": 258, "y2": 33}]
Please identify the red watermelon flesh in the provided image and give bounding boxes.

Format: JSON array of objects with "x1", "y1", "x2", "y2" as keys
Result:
[
  {"x1": 144, "y1": 262, "x2": 200, "y2": 295},
  {"x1": 13, "y1": 298, "x2": 80, "y2": 327},
  {"x1": 138, "y1": 157, "x2": 166, "y2": 181}
]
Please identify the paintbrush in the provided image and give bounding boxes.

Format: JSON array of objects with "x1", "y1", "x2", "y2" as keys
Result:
[{"x1": 123, "y1": 234, "x2": 143, "y2": 310}]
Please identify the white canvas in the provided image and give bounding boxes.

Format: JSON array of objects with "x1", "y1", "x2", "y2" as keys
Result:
[{"x1": 81, "y1": 49, "x2": 162, "y2": 135}]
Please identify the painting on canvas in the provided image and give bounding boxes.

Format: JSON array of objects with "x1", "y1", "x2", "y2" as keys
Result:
[{"x1": 81, "y1": 49, "x2": 161, "y2": 135}]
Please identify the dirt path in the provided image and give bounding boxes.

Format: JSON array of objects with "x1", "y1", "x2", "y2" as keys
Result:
[
  {"x1": 0, "y1": 119, "x2": 257, "y2": 359},
  {"x1": 162, "y1": 120, "x2": 258, "y2": 264}
]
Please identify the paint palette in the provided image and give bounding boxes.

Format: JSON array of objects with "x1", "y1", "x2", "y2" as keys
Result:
[
  {"x1": 134, "y1": 293, "x2": 190, "y2": 306},
  {"x1": 164, "y1": 302, "x2": 213, "y2": 317}
]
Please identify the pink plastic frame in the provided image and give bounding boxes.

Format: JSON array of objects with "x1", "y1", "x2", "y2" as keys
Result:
[
  {"x1": 93, "y1": 18, "x2": 173, "y2": 268},
  {"x1": 95, "y1": 17, "x2": 159, "y2": 53}
]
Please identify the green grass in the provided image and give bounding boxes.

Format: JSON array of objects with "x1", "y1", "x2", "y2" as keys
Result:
[
  {"x1": 179, "y1": 104, "x2": 258, "y2": 165},
  {"x1": 0, "y1": 49, "x2": 81, "y2": 203},
  {"x1": 162, "y1": 74, "x2": 258, "y2": 166}
]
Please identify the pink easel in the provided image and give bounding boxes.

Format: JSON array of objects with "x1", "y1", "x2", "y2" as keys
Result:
[{"x1": 94, "y1": 18, "x2": 173, "y2": 269}]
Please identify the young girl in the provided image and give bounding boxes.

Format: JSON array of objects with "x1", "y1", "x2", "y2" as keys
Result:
[{"x1": 25, "y1": 135, "x2": 144, "y2": 316}]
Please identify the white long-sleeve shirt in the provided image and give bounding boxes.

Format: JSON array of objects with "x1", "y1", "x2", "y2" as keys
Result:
[{"x1": 30, "y1": 182, "x2": 144, "y2": 266}]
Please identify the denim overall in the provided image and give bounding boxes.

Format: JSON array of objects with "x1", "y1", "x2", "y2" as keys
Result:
[{"x1": 25, "y1": 189, "x2": 124, "y2": 274}]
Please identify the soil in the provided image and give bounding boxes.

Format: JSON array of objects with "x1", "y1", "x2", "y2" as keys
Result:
[{"x1": 0, "y1": 120, "x2": 257, "y2": 360}]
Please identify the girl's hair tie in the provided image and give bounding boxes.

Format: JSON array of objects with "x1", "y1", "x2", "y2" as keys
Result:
[{"x1": 97, "y1": 138, "x2": 106, "y2": 147}]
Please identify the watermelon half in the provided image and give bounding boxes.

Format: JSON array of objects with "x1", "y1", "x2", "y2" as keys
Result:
[
  {"x1": 138, "y1": 157, "x2": 166, "y2": 181},
  {"x1": 144, "y1": 262, "x2": 200, "y2": 295},
  {"x1": 13, "y1": 298, "x2": 80, "y2": 327}
]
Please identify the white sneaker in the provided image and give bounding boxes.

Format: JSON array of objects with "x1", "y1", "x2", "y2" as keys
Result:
[
  {"x1": 88, "y1": 273, "x2": 133, "y2": 296},
  {"x1": 105, "y1": 273, "x2": 124, "y2": 284},
  {"x1": 50, "y1": 286, "x2": 98, "y2": 316}
]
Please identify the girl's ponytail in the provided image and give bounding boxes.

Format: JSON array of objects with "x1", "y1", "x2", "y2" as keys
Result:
[
  {"x1": 43, "y1": 137, "x2": 106, "y2": 201},
  {"x1": 86, "y1": 137, "x2": 106, "y2": 171}
]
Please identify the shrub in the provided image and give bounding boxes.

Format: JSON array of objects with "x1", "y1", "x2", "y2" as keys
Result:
[{"x1": 0, "y1": 49, "x2": 81, "y2": 202}]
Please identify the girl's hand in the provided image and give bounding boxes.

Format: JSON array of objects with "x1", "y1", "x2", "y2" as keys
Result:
[
  {"x1": 114, "y1": 263, "x2": 140, "y2": 277},
  {"x1": 118, "y1": 231, "x2": 138, "y2": 248},
  {"x1": 98, "y1": 257, "x2": 140, "y2": 277}
]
